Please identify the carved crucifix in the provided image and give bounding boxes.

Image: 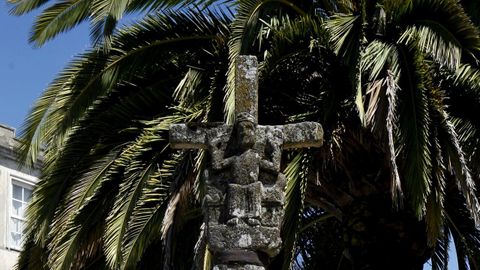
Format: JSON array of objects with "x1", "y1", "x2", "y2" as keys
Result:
[{"x1": 170, "y1": 56, "x2": 323, "y2": 269}]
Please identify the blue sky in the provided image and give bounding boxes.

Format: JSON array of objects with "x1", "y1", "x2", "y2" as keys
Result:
[
  {"x1": 0, "y1": 2, "x2": 90, "y2": 131},
  {"x1": 0, "y1": 2, "x2": 462, "y2": 269}
]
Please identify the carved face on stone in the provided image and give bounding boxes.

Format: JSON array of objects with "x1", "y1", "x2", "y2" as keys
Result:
[{"x1": 236, "y1": 113, "x2": 256, "y2": 150}]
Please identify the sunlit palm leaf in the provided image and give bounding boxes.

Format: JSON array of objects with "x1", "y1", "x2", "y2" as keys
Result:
[
  {"x1": 397, "y1": 48, "x2": 432, "y2": 218},
  {"x1": 399, "y1": 25, "x2": 461, "y2": 70},
  {"x1": 104, "y1": 157, "x2": 159, "y2": 268},
  {"x1": 325, "y1": 14, "x2": 360, "y2": 63},
  {"x1": 8, "y1": 0, "x2": 49, "y2": 15},
  {"x1": 29, "y1": 0, "x2": 92, "y2": 47},
  {"x1": 18, "y1": 8, "x2": 230, "y2": 168},
  {"x1": 393, "y1": 0, "x2": 480, "y2": 65}
]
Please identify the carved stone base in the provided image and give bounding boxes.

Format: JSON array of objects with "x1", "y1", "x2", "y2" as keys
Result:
[
  {"x1": 207, "y1": 224, "x2": 281, "y2": 257},
  {"x1": 213, "y1": 265, "x2": 265, "y2": 270}
]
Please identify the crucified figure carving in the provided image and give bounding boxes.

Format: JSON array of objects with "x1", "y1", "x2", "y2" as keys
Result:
[{"x1": 209, "y1": 112, "x2": 282, "y2": 227}]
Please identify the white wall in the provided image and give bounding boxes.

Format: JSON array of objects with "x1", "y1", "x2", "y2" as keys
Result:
[
  {"x1": 0, "y1": 125, "x2": 40, "y2": 270},
  {"x1": 0, "y1": 165, "x2": 38, "y2": 270}
]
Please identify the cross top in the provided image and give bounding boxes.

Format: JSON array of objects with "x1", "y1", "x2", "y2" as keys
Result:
[{"x1": 235, "y1": 56, "x2": 258, "y2": 124}]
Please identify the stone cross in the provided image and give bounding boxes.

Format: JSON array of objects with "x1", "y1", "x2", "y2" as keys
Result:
[{"x1": 169, "y1": 56, "x2": 323, "y2": 269}]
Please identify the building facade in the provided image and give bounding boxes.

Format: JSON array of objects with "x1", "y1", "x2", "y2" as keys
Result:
[{"x1": 0, "y1": 125, "x2": 40, "y2": 270}]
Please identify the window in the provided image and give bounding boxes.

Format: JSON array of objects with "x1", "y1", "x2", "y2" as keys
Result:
[{"x1": 9, "y1": 180, "x2": 33, "y2": 250}]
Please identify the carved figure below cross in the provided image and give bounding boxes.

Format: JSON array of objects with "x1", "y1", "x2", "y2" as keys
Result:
[{"x1": 170, "y1": 56, "x2": 323, "y2": 269}]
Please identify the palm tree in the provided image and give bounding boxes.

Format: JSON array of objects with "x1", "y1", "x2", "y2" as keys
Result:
[
  {"x1": 16, "y1": 8, "x2": 233, "y2": 269},
  {"x1": 12, "y1": 0, "x2": 480, "y2": 269},
  {"x1": 6, "y1": 0, "x2": 223, "y2": 46},
  {"x1": 316, "y1": 1, "x2": 480, "y2": 268}
]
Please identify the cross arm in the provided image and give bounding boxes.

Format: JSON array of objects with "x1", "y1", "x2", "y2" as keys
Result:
[
  {"x1": 169, "y1": 124, "x2": 207, "y2": 149},
  {"x1": 169, "y1": 123, "x2": 224, "y2": 149},
  {"x1": 169, "y1": 122, "x2": 231, "y2": 149},
  {"x1": 281, "y1": 122, "x2": 323, "y2": 149}
]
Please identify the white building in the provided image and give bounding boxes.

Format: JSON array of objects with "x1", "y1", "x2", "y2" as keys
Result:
[{"x1": 0, "y1": 125, "x2": 40, "y2": 270}]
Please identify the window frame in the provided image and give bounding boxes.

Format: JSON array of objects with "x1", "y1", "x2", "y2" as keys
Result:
[{"x1": 7, "y1": 173, "x2": 36, "y2": 251}]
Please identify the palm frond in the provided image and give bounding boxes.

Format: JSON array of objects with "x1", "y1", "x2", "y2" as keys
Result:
[
  {"x1": 425, "y1": 135, "x2": 446, "y2": 246},
  {"x1": 446, "y1": 188, "x2": 480, "y2": 269},
  {"x1": 364, "y1": 72, "x2": 403, "y2": 207},
  {"x1": 384, "y1": 73, "x2": 403, "y2": 207},
  {"x1": 362, "y1": 41, "x2": 400, "y2": 81},
  {"x1": 437, "y1": 110, "x2": 480, "y2": 225},
  {"x1": 8, "y1": 0, "x2": 49, "y2": 15},
  {"x1": 445, "y1": 65, "x2": 480, "y2": 168},
  {"x1": 226, "y1": 0, "x2": 305, "y2": 123},
  {"x1": 18, "y1": 8, "x2": 231, "y2": 168},
  {"x1": 104, "y1": 157, "x2": 159, "y2": 268},
  {"x1": 399, "y1": 25, "x2": 461, "y2": 70},
  {"x1": 453, "y1": 63, "x2": 480, "y2": 90},
  {"x1": 397, "y1": 48, "x2": 432, "y2": 218},
  {"x1": 325, "y1": 6, "x2": 366, "y2": 124},
  {"x1": 47, "y1": 150, "x2": 118, "y2": 252},
  {"x1": 47, "y1": 174, "x2": 116, "y2": 270},
  {"x1": 430, "y1": 228, "x2": 449, "y2": 270},
  {"x1": 393, "y1": 0, "x2": 480, "y2": 65},
  {"x1": 89, "y1": 0, "x2": 130, "y2": 45},
  {"x1": 192, "y1": 223, "x2": 207, "y2": 270},
  {"x1": 15, "y1": 235, "x2": 48, "y2": 270},
  {"x1": 326, "y1": 14, "x2": 361, "y2": 64},
  {"x1": 23, "y1": 73, "x2": 173, "y2": 245},
  {"x1": 120, "y1": 157, "x2": 177, "y2": 269},
  {"x1": 173, "y1": 68, "x2": 205, "y2": 108},
  {"x1": 29, "y1": 0, "x2": 92, "y2": 47},
  {"x1": 44, "y1": 110, "x2": 198, "y2": 269},
  {"x1": 160, "y1": 150, "x2": 198, "y2": 268},
  {"x1": 262, "y1": 15, "x2": 328, "y2": 74},
  {"x1": 116, "y1": 113, "x2": 206, "y2": 270},
  {"x1": 282, "y1": 151, "x2": 309, "y2": 270}
]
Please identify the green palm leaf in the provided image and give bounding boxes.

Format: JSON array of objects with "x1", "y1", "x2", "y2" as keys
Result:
[
  {"x1": 10, "y1": 0, "x2": 231, "y2": 46},
  {"x1": 18, "y1": 8, "x2": 230, "y2": 168},
  {"x1": 29, "y1": 0, "x2": 92, "y2": 47},
  {"x1": 7, "y1": 0, "x2": 50, "y2": 15},
  {"x1": 393, "y1": 0, "x2": 480, "y2": 65},
  {"x1": 104, "y1": 156, "x2": 158, "y2": 268},
  {"x1": 430, "y1": 228, "x2": 449, "y2": 270},
  {"x1": 325, "y1": 7, "x2": 366, "y2": 124},
  {"x1": 399, "y1": 25, "x2": 461, "y2": 70},
  {"x1": 325, "y1": 14, "x2": 361, "y2": 63},
  {"x1": 282, "y1": 151, "x2": 309, "y2": 270},
  {"x1": 118, "y1": 116, "x2": 204, "y2": 269},
  {"x1": 120, "y1": 177, "x2": 169, "y2": 269},
  {"x1": 226, "y1": 0, "x2": 305, "y2": 123},
  {"x1": 397, "y1": 48, "x2": 432, "y2": 218}
]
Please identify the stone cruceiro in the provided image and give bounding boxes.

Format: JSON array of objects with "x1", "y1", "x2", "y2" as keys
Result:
[{"x1": 169, "y1": 56, "x2": 323, "y2": 269}]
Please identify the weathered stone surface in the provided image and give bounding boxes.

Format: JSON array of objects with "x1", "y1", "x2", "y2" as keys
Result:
[
  {"x1": 169, "y1": 123, "x2": 227, "y2": 149},
  {"x1": 282, "y1": 122, "x2": 324, "y2": 149},
  {"x1": 208, "y1": 224, "x2": 281, "y2": 256},
  {"x1": 214, "y1": 265, "x2": 265, "y2": 270},
  {"x1": 169, "y1": 55, "x2": 323, "y2": 269},
  {"x1": 235, "y1": 56, "x2": 258, "y2": 123}
]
